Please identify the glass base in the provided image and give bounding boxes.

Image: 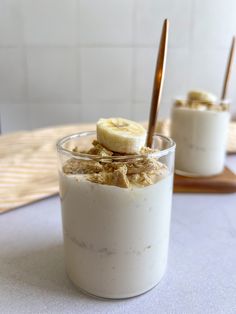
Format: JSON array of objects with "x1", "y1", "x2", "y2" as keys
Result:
[
  {"x1": 175, "y1": 168, "x2": 223, "y2": 177},
  {"x1": 66, "y1": 270, "x2": 165, "y2": 300}
]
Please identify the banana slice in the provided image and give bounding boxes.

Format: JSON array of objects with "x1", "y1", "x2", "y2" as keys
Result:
[
  {"x1": 97, "y1": 118, "x2": 146, "y2": 154},
  {"x1": 174, "y1": 98, "x2": 186, "y2": 108},
  {"x1": 187, "y1": 90, "x2": 217, "y2": 103}
]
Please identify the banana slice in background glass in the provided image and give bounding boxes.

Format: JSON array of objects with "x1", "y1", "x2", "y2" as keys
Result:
[{"x1": 187, "y1": 90, "x2": 217, "y2": 103}]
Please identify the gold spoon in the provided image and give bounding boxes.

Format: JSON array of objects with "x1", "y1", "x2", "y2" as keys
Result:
[
  {"x1": 146, "y1": 19, "x2": 169, "y2": 148},
  {"x1": 221, "y1": 36, "x2": 235, "y2": 100}
]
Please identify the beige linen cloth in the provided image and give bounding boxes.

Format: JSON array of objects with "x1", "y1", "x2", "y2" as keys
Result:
[{"x1": 0, "y1": 121, "x2": 235, "y2": 213}]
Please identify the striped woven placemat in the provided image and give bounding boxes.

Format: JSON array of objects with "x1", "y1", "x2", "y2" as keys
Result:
[
  {"x1": 0, "y1": 121, "x2": 235, "y2": 213},
  {"x1": 0, "y1": 124, "x2": 94, "y2": 213}
]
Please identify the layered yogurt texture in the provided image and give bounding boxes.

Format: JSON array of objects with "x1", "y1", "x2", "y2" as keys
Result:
[
  {"x1": 59, "y1": 118, "x2": 174, "y2": 298},
  {"x1": 171, "y1": 91, "x2": 230, "y2": 176}
]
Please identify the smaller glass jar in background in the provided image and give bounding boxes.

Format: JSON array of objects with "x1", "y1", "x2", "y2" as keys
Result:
[{"x1": 170, "y1": 98, "x2": 230, "y2": 177}]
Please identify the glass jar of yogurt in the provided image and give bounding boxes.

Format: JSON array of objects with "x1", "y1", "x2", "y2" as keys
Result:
[
  {"x1": 57, "y1": 126, "x2": 175, "y2": 299},
  {"x1": 171, "y1": 91, "x2": 230, "y2": 177}
]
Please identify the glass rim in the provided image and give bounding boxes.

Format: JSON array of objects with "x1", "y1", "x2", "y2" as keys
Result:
[
  {"x1": 172, "y1": 106, "x2": 230, "y2": 114},
  {"x1": 56, "y1": 131, "x2": 175, "y2": 161}
]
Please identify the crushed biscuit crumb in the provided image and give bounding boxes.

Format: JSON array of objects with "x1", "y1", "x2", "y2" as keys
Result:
[
  {"x1": 174, "y1": 99, "x2": 229, "y2": 112},
  {"x1": 140, "y1": 146, "x2": 159, "y2": 155},
  {"x1": 63, "y1": 141, "x2": 168, "y2": 188},
  {"x1": 87, "y1": 140, "x2": 114, "y2": 157},
  {"x1": 63, "y1": 159, "x2": 103, "y2": 174}
]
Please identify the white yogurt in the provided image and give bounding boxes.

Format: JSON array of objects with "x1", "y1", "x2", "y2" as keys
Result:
[
  {"x1": 59, "y1": 172, "x2": 173, "y2": 299},
  {"x1": 171, "y1": 107, "x2": 230, "y2": 176}
]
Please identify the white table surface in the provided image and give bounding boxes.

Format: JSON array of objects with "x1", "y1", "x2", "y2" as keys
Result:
[{"x1": 1, "y1": 157, "x2": 236, "y2": 314}]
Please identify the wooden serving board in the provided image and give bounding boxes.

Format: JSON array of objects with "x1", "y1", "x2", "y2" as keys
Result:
[{"x1": 174, "y1": 167, "x2": 236, "y2": 193}]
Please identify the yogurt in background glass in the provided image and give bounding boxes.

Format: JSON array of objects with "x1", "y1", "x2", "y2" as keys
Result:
[
  {"x1": 57, "y1": 131, "x2": 175, "y2": 299},
  {"x1": 171, "y1": 96, "x2": 230, "y2": 177}
]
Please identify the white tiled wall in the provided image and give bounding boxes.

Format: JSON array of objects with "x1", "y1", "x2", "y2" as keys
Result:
[
  {"x1": 21, "y1": 0, "x2": 78, "y2": 46},
  {"x1": 27, "y1": 48, "x2": 79, "y2": 103},
  {"x1": 79, "y1": 0, "x2": 134, "y2": 45},
  {"x1": 0, "y1": 0, "x2": 236, "y2": 133}
]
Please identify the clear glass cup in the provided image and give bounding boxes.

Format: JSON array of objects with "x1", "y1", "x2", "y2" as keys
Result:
[
  {"x1": 57, "y1": 132, "x2": 175, "y2": 299},
  {"x1": 171, "y1": 100, "x2": 230, "y2": 176}
]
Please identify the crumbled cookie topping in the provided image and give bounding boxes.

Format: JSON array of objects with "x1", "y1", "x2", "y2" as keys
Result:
[
  {"x1": 63, "y1": 159, "x2": 103, "y2": 174},
  {"x1": 63, "y1": 141, "x2": 168, "y2": 188},
  {"x1": 174, "y1": 99, "x2": 229, "y2": 112},
  {"x1": 139, "y1": 146, "x2": 159, "y2": 155},
  {"x1": 88, "y1": 164, "x2": 130, "y2": 188},
  {"x1": 73, "y1": 140, "x2": 114, "y2": 157}
]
